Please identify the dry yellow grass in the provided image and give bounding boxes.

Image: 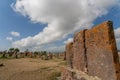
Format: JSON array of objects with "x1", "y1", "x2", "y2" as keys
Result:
[{"x1": 0, "y1": 58, "x2": 65, "y2": 80}]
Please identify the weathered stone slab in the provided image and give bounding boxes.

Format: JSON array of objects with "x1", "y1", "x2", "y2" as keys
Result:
[
  {"x1": 73, "y1": 30, "x2": 87, "y2": 72},
  {"x1": 62, "y1": 21, "x2": 120, "y2": 80},
  {"x1": 85, "y1": 21, "x2": 120, "y2": 80},
  {"x1": 66, "y1": 42, "x2": 74, "y2": 68}
]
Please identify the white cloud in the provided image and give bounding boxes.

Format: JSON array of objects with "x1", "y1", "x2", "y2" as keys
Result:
[
  {"x1": 64, "y1": 38, "x2": 73, "y2": 44},
  {"x1": 11, "y1": 0, "x2": 120, "y2": 51},
  {"x1": 38, "y1": 45, "x2": 65, "y2": 52},
  {"x1": 10, "y1": 31, "x2": 20, "y2": 37},
  {"x1": 47, "y1": 45, "x2": 65, "y2": 52},
  {"x1": 19, "y1": 43, "x2": 65, "y2": 52},
  {"x1": 115, "y1": 27, "x2": 120, "y2": 42},
  {"x1": 6, "y1": 37, "x2": 13, "y2": 41}
]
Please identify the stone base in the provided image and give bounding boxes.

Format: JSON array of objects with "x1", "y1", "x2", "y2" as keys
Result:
[{"x1": 61, "y1": 67, "x2": 101, "y2": 80}]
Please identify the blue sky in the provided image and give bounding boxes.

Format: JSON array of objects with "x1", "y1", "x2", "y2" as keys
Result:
[
  {"x1": 0, "y1": 0, "x2": 46, "y2": 50},
  {"x1": 0, "y1": 0, "x2": 120, "y2": 51}
]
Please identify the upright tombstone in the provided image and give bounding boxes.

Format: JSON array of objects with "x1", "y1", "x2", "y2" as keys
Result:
[
  {"x1": 73, "y1": 30, "x2": 87, "y2": 72},
  {"x1": 85, "y1": 21, "x2": 120, "y2": 80},
  {"x1": 66, "y1": 42, "x2": 73, "y2": 68},
  {"x1": 61, "y1": 21, "x2": 120, "y2": 80}
]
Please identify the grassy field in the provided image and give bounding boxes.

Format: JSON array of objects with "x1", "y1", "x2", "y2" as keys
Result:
[{"x1": 0, "y1": 58, "x2": 66, "y2": 80}]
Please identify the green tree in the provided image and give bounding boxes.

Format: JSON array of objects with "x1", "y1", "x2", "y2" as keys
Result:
[
  {"x1": 8, "y1": 48, "x2": 20, "y2": 58},
  {"x1": 14, "y1": 48, "x2": 20, "y2": 53},
  {"x1": 9, "y1": 48, "x2": 14, "y2": 53},
  {"x1": 9, "y1": 48, "x2": 14, "y2": 57},
  {"x1": 14, "y1": 48, "x2": 20, "y2": 59}
]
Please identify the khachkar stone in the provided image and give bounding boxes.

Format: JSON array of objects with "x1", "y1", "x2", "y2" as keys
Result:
[
  {"x1": 66, "y1": 42, "x2": 73, "y2": 68},
  {"x1": 73, "y1": 30, "x2": 87, "y2": 72},
  {"x1": 85, "y1": 21, "x2": 120, "y2": 80}
]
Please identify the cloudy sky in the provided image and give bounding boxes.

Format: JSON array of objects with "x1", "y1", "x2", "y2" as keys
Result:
[{"x1": 0, "y1": 0, "x2": 120, "y2": 52}]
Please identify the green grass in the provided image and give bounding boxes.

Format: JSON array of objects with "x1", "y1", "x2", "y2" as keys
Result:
[
  {"x1": 40, "y1": 67, "x2": 50, "y2": 70},
  {"x1": 0, "y1": 54, "x2": 14, "y2": 59},
  {"x1": 58, "y1": 61, "x2": 67, "y2": 66},
  {"x1": 49, "y1": 71, "x2": 61, "y2": 80}
]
